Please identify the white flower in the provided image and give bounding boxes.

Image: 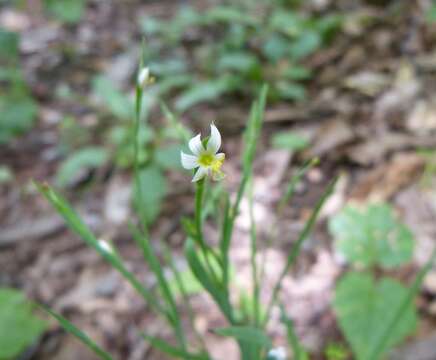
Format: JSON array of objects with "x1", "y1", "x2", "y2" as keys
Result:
[
  {"x1": 137, "y1": 67, "x2": 153, "y2": 87},
  {"x1": 181, "y1": 124, "x2": 225, "y2": 182},
  {"x1": 267, "y1": 347, "x2": 287, "y2": 360}
]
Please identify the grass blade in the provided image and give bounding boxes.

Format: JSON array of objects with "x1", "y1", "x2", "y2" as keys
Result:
[
  {"x1": 42, "y1": 306, "x2": 114, "y2": 360},
  {"x1": 264, "y1": 176, "x2": 338, "y2": 325},
  {"x1": 143, "y1": 335, "x2": 209, "y2": 360},
  {"x1": 185, "y1": 238, "x2": 234, "y2": 323},
  {"x1": 220, "y1": 85, "x2": 268, "y2": 293},
  {"x1": 35, "y1": 182, "x2": 167, "y2": 318},
  {"x1": 130, "y1": 225, "x2": 185, "y2": 349},
  {"x1": 214, "y1": 326, "x2": 272, "y2": 348},
  {"x1": 280, "y1": 304, "x2": 305, "y2": 360}
]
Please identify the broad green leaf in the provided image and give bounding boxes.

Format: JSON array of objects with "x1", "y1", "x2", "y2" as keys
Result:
[
  {"x1": 205, "y1": 6, "x2": 257, "y2": 25},
  {"x1": 148, "y1": 58, "x2": 188, "y2": 76},
  {"x1": 43, "y1": 306, "x2": 113, "y2": 360},
  {"x1": 44, "y1": 0, "x2": 86, "y2": 23},
  {"x1": 282, "y1": 66, "x2": 312, "y2": 81},
  {"x1": 272, "y1": 132, "x2": 309, "y2": 151},
  {"x1": 428, "y1": 5, "x2": 436, "y2": 22},
  {"x1": 289, "y1": 31, "x2": 321, "y2": 60},
  {"x1": 214, "y1": 326, "x2": 272, "y2": 348},
  {"x1": 133, "y1": 165, "x2": 168, "y2": 224},
  {"x1": 334, "y1": 272, "x2": 417, "y2": 360},
  {"x1": 329, "y1": 204, "x2": 414, "y2": 268},
  {"x1": 155, "y1": 144, "x2": 183, "y2": 170},
  {"x1": 92, "y1": 75, "x2": 132, "y2": 119},
  {"x1": 0, "y1": 92, "x2": 37, "y2": 144},
  {"x1": 0, "y1": 30, "x2": 19, "y2": 61},
  {"x1": 0, "y1": 288, "x2": 46, "y2": 359},
  {"x1": 175, "y1": 77, "x2": 237, "y2": 111},
  {"x1": 55, "y1": 147, "x2": 109, "y2": 187},
  {"x1": 269, "y1": 12, "x2": 305, "y2": 36},
  {"x1": 217, "y1": 52, "x2": 259, "y2": 73},
  {"x1": 262, "y1": 34, "x2": 291, "y2": 62},
  {"x1": 275, "y1": 81, "x2": 306, "y2": 101}
]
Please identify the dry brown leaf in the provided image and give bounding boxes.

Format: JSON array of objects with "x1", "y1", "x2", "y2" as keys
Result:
[{"x1": 350, "y1": 152, "x2": 425, "y2": 202}]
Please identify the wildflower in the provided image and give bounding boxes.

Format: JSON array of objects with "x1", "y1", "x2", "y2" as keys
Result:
[
  {"x1": 181, "y1": 124, "x2": 225, "y2": 182},
  {"x1": 267, "y1": 347, "x2": 287, "y2": 360},
  {"x1": 137, "y1": 67, "x2": 154, "y2": 88}
]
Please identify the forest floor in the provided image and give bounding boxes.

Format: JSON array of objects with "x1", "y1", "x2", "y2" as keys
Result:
[{"x1": 2, "y1": 0, "x2": 436, "y2": 359}]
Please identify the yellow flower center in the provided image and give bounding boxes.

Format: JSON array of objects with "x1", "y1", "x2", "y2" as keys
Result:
[{"x1": 198, "y1": 152, "x2": 215, "y2": 167}]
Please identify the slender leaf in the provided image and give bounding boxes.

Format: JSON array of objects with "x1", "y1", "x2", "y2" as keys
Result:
[
  {"x1": 130, "y1": 226, "x2": 185, "y2": 348},
  {"x1": 185, "y1": 238, "x2": 234, "y2": 323},
  {"x1": 264, "y1": 176, "x2": 338, "y2": 324},
  {"x1": 143, "y1": 335, "x2": 208, "y2": 360},
  {"x1": 35, "y1": 182, "x2": 167, "y2": 317},
  {"x1": 214, "y1": 326, "x2": 272, "y2": 348},
  {"x1": 42, "y1": 306, "x2": 113, "y2": 360}
]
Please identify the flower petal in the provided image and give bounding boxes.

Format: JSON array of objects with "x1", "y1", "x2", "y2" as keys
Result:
[
  {"x1": 215, "y1": 152, "x2": 225, "y2": 161},
  {"x1": 207, "y1": 124, "x2": 221, "y2": 154},
  {"x1": 181, "y1": 151, "x2": 199, "y2": 169},
  {"x1": 192, "y1": 166, "x2": 208, "y2": 182},
  {"x1": 189, "y1": 133, "x2": 204, "y2": 156}
]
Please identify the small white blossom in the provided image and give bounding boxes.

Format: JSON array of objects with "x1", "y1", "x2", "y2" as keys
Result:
[
  {"x1": 267, "y1": 347, "x2": 287, "y2": 360},
  {"x1": 98, "y1": 239, "x2": 113, "y2": 254},
  {"x1": 181, "y1": 124, "x2": 225, "y2": 182},
  {"x1": 137, "y1": 67, "x2": 153, "y2": 87}
]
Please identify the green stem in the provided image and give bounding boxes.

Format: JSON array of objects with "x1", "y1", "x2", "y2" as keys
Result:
[
  {"x1": 195, "y1": 179, "x2": 220, "y2": 284},
  {"x1": 248, "y1": 180, "x2": 260, "y2": 327}
]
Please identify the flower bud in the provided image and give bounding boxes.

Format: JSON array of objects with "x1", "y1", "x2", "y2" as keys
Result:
[{"x1": 137, "y1": 67, "x2": 152, "y2": 88}]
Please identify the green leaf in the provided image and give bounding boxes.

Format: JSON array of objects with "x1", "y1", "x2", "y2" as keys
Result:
[
  {"x1": 217, "y1": 52, "x2": 259, "y2": 73},
  {"x1": 35, "y1": 182, "x2": 166, "y2": 316},
  {"x1": 205, "y1": 6, "x2": 257, "y2": 25},
  {"x1": 55, "y1": 147, "x2": 109, "y2": 187},
  {"x1": 329, "y1": 204, "x2": 414, "y2": 268},
  {"x1": 334, "y1": 272, "x2": 417, "y2": 360},
  {"x1": 214, "y1": 326, "x2": 272, "y2": 348},
  {"x1": 427, "y1": 5, "x2": 436, "y2": 22},
  {"x1": 92, "y1": 75, "x2": 132, "y2": 119},
  {"x1": 175, "y1": 77, "x2": 237, "y2": 112},
  {"x1": 143, "y1": 335, "x2": 208, "y2": 360},
  {"x1": 272, "y1": 132, "x2": 309, "y2": 151},
  {"x1": 42, "y1": 306, "x2": 113, "y2": 360},
  {"x1": 155, "y1": 144, "x2": 183, "y2": 170},
  {"x1": 44, "y1": 0, "x2": 86, "y2": 23},
  {"x1": 130, "y1": 226, "x2": 185, "y2": 347},
  {"x1": 168, "y1": 267, "x2": 203, "y2": 297},
  {"x1": 289, "y1": 31, "x2": 321, "y2": 60},
  {"x1": 282, "y1": 66, "x2": 312, "y2": 81},
  {"x1": 0, "y1": 288, "x2": 46, "y2": 359},
  {"x1": 0, "y1": 92, "x2": 37, "y2": 144},
  {"x1": 0, "y1": 29, "x2": 19, "y2": 61},
  {"x1": 275, "y1": 81, "x2": 306, "y2": 101},
  {"x1": 184, "y1": 238, "x2": 233, "y2": 321},
  {"x1": 262, "y1": 34, "x2": 291, "y2": 62},
  {"x1": 133, "y1": 165, "x2": 168, "y2": 224}
]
